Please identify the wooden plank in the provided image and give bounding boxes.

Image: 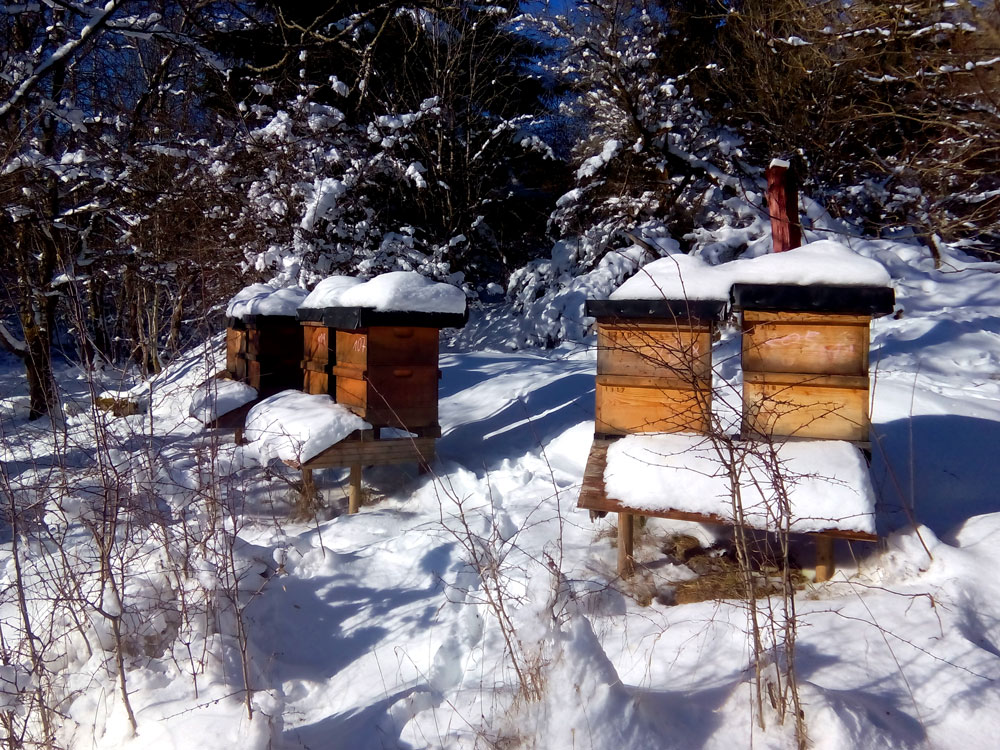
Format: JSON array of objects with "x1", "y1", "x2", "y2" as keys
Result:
[
  {"x1": 226, "y1": 328, "x2": 246, "y2": 374},
  {"x1": 298, "y1": 436, "x2": 436, "y2": 470},
  {"x1": 595, "y1": 381, "x2": 710, "y2": 435},
  {"x1": 597, "y1": 321, "x2": 712, "y2": 381},
  {"x1": 335, "y1": 366, "x2": 439, "y2": 430},
  {"x1": 743, "y1": 371, "x2": 869, "y2": 389},
  {"x1": 743, "y1": 311, "x2": 870, "y2": 376},
  {"x1": 744, "y1": 311, "x2": 872, "y2": 325},
  {"x1": 208, "y1": 399, "x2": 257, "y2": 430},
  {"x1": 302, "y1": 322, "x2": 333, "y2": 367},
  {"x1": 596, "y1": 373, "x2": 709, "y2": 390},
  {"x1": 302, "y1": 369, "x2": 330, "y2": 396},
  {"x1": 366, "y1": 327, "x2": 439, "y2": 366},
  {"x1": 576, "y1": 439, "x2": 877, "y2": 542},
  {"x1": 743, "y1": 375, "x2": 870, "y2": 441}
]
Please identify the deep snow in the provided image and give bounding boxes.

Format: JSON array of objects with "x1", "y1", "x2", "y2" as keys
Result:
[{"x1": 2, "y1": 237, "x2": 1000, "y2": 749}]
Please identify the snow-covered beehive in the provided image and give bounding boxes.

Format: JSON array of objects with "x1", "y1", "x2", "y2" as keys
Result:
[
  {"x1": 585, "y1": 282, "x2": 727, "y2": 436},
  {"x1": 225, "y1": 284, "x2": 309, "y2": 398},
  {"x1": 297, "y1": 273, "x2": 467, "y2": 433},
  {"x1": 730, "y1": 242, "x2": 894, "y2": 442}
]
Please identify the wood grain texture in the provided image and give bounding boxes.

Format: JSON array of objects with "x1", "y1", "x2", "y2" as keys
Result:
[
  {"x1": 332, "y1": 327, "x2": 441, "y2": 429},
  {"x1": 302, "y1": 368, "x2": 330, "y2": 396},
  {"x1": 302, "y1": 322, "x2": 334, "y2": 367},
  {"x1": 595, "y1": 379, "x2": 710, "y2": 435},
  {"x1": 597, "y1": 321, "x2": 712, "y2": 381},
  {"x1": 742, "y1": 311, "x2": 871, "y2": 376},
  {"x1": 742, "y1": 371, "x2": 870, "y2": 441},
  {"x1": 295, "y1": 434, "x2": 436, "y2": 469},
  {"x1": 766, "y1": 163, "x2": 802, "y2": 252}
]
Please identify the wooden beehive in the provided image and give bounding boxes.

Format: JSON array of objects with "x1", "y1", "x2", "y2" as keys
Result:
[
  {"x1": 733, "y1": 284, "x2": 894, "y2": 442},
  {"x1": 297, "y1": 306, "x2": 468, "y2": 433},
  {"x1": 301, "y1": 321, "x2": 335, "y2": 395},
  {"x1": 586, "y1": 299, "x2": 726, "y2": 437},
  {"x1": 226, "y1": 315, "x2": 303, "y2": 398},
  {"x1": 225, "y1": 322, "x2": 248, "y2": 381},
  {"x1": 334, "y1": 326, "x2": 440, "y2": 430}
]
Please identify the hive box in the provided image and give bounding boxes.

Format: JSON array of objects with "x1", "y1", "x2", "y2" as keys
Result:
[
  {"x1": 732, "y1": 283, "x2": 894, "y2": 442},
  {"x1": 585, "y1": 299, "x2": 727, "y2": 437},
  {"x1": 226, "y1": 314, "x2": 303, "y2": 398},
  {"x1": 297, "y1": 306, "x2": 468, "y2": 433}
]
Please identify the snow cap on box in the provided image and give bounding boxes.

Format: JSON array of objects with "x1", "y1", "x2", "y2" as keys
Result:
[
  {"x1": 300, "y1": 270, "x2": 466, "y2": 314},
  {"x1": 610, "y1": 239, "x2": 891, "y2": 302},
  {"x1": 226, "y1": 283, "x2": 309, "y2": 319}
]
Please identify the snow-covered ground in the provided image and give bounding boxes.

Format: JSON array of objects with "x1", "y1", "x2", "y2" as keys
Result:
[{"x1": 3, "y1": 237, "x2": 1000, "y2": 749}]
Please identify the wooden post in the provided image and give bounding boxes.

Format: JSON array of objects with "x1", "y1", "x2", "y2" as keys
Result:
[
  {"x1": 618, "y1": 512, "x2": 635, "y2": 578},
  {"x1": 814, "y1": 535, "x2": 835, "y2": 582},
  {"x1": 348, "y1": 463, "x2": 362, "y2": 514},
  {"x1": 301, "y1": 468, "x2": 316, "y2": 506},
  {"x1": 766, "y1": 158, "x2": 801, "y2": 253}
]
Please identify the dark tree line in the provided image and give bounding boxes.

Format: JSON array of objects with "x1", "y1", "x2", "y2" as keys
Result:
[{"x1": 2, "y1": 0, "x2": 997, "y2": 417}]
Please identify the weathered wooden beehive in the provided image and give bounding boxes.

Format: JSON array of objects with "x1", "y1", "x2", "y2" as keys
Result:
[
  {"x1": 297, "y1": 306, "x2": 467, "y2": 434},
  {"x1": 733, "y1": 283, "x2": 894, "y2": 443},
  {"x1": 225, "y1": 322, "x2": 248, "y2": 381},
  {"x1": 585, "y1": 299, "x2": 727, "y2": 436},
  {"x1": 225, "y1": 314, "x2": 304, "y2": 399}
]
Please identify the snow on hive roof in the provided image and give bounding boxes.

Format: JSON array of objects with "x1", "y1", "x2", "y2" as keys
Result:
[
  {"x1": 243, "y1": 390, "x2": 371, "y2": 465},
  {"x1": 610, "y1": 240, "x2": 891, "y2": 302},
  {"x1": 299, "y1": 271, "x2": 466, "y2": 314},
  {"x1": 299, "y1": 275, "x2": 363, "y2": 309},
  {"x1": 189, "y1": 379, "x2": 258, "y2": 424},
  {"x1": 226, "y1": 283, "x2": 309, "y2": 319},
  {"x1": 604, "y1": 433, "x2": 876, "y2": 535}
]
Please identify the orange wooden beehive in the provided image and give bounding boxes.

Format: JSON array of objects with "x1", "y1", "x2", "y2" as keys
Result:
[
  {"x1": 733, "y1": 284, "x2": 894, "y2": 442},
  {"x1": 297, "y1": 306, "x2": 467, "y2": 434},
  {"x1": 226, "y1": 315, "x2": 303, "y2": 398},
  {"x1": 585, "y1": 299, "x2": 726, "y2": 437}
]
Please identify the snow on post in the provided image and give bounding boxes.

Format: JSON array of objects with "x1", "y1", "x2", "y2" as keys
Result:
[{"x1": 767, "y1": 157, "x2": 801, "y2": 253}]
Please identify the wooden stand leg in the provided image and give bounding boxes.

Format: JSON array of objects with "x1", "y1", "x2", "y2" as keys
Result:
[
  {"x1": 815, "y1": 536, "x2": 834, "y2": 582},
  {"x1": 618, "y1": 512, "x2": 635, "y2": 579},
  {"x1": 301, "y1": 468, "x2": 316, "y2": 508},
  {"x1": 348, "y1": 463, "x2": 362, "y2": 514},
  {"x1": 234, "y1": 427, "x2": 244, "y2": 445}
]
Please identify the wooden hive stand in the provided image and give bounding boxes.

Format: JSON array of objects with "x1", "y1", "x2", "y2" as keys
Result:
[
  {"x1": 732, "y1": 282, "x2": 894, "y2": 580},
  {"x1": 581, "y1": 298, "x2": 726, "y2": 575},
  {"x1": 296, "y1": 305, "x2": 468, "y2": 512}
]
